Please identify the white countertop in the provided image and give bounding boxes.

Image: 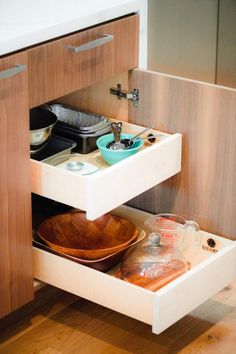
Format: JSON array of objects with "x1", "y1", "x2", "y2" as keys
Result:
[{"x1": 0, "y1": 0, "x2": 147, "y2": 66}]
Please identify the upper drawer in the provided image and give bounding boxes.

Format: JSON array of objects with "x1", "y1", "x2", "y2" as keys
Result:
[
  {"x1": 28, "y1": 15, "x2": 139, "y2": 108},
  {"x1": 30, "y1": 121, "x2": 182, "y2": 220}
]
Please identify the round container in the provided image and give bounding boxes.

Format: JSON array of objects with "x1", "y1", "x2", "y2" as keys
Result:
[
  {"x1": 37, "y1": 211, "x2": 139, "y2": 260},
  {"x1": 30, "y1": 106, "x2": 57, "y2": 153},
  {"x1": 119, "y1": 233, "x2": 188, "y2": 291},
  {"x1": 48, "y1": 153, "x2": 101, "y2": 175},
  {"x1": 96, "y1": 133, "x2": 144, "y2": 165}
]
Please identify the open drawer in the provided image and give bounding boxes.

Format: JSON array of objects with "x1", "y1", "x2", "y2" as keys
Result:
[
  {"x1": 31, "y1": 121, "x2": 181, "y2": 220},
  {"x1": 33, "y1": 205, "x2": 236, "y2": 335}
]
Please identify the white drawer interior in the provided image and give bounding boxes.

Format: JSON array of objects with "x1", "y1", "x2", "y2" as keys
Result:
[
  {"x1": 33, "y1": 205, "x2": 236, "y2": 334},
  {"x1": 31, "y1": 120, "x2": 182, "y2": 219}
]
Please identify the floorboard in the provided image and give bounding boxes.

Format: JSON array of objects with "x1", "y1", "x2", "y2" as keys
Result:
[{"x1": 0, "y1": 281, "x2": 236, "y2": 354}]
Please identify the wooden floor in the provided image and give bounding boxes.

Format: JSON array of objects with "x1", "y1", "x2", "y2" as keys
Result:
[{"x1": 0, "y1": 282, "x2": 236, "y2": 354}]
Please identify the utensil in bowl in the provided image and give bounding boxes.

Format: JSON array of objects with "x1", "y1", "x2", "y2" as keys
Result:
[
  {"x1": 122, "y1": 127, "x2": 152, "y2": 149},
  {"x1": 96, "y1": 133, "x2": 144, "y2": 165},
  {"x1": 30, "y1": 106, "x2": 57, "y2": 154},
  {"x1": 107, "y1": 122, "x2": 126, "y2": 150},
  {"x1": 36, "y1": 211, "x2": 139, "y2": 260},
  {"x1": 107, "y1": 125, "x2": 151, "y2": 150}
]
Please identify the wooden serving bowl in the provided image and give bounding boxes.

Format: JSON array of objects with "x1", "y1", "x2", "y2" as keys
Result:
[
  {"x1": 37, "y1": 211, "x2": 139, "y2": 260},
  {"x1": 33, "y1": 229, "x2": 146, "y2": 272}
]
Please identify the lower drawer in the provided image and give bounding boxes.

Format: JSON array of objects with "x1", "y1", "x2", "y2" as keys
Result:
[{"x1": 33, "y1": 206, "x2": 236, "y2": 334}]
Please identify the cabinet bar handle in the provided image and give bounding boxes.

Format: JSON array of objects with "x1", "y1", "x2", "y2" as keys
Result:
[
  {"x1": 0, "y1": 64, "x2": 27, "y2": 80},
  {"x1": 66, "y1": 34, "x2": 114, "y2": 53}
]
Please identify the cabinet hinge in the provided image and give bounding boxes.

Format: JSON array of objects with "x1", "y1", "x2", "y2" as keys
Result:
[{"x1": 110, "y1": 84, "x2": 139, "y2": 107}]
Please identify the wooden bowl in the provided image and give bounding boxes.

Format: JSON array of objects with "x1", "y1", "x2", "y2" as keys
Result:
[
  {"x1": 37, "y1": 211, "x2": 139, "y2": 260},
  {"x1": 33, "y1": 229, "x2": 146, "y2": 272}
]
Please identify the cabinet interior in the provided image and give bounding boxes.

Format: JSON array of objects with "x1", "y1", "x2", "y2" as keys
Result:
[
  {"x1": 56, "y1": 71, "x2": 130, "y2": 122},
  {"x1": 29, "y1": 71, "x2": 131, "y2": 230},
  {"x1": 32, "y1": 195, "x2": 234, "y2": 268},
  {"x1": 31, "y1": 66, "x2": 236, "y2": 239}
]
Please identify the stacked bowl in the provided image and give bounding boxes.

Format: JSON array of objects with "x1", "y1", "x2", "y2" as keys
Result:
[
  {"x1": 36, "y1": 211, "x2": 145, "y2": 271},
  {"x1": 30, "y1": 106, "x2": 57, "y2": 155}
]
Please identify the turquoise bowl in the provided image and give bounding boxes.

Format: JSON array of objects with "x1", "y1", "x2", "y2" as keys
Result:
[{"x1": 96, "y1": 133, "x2": 144, "y2": 165}]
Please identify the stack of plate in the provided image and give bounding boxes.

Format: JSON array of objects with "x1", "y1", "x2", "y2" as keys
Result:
[{"x1": 46, "y1": 104, "x2": 111, "y2": 154}]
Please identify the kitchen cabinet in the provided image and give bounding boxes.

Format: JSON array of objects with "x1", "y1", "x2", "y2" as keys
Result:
[
  {"x1": 31, "y1": 56, "x2": 236, "y2": 333},
  {"x1": 0, "y1": 13, "x2": 152, "y2": 319},
  {"x1": 0, "y1": 7, "x2": 235, "y2": 338},
  {"x1": 0, "y1": 53, "x2": 33, "y2": 318},
  {"x1": 30, "y1": 59, "x2": 236, "y2": 333},
  {"x1": 0, "y1": 14, "x2": 139, "y2": 319}
]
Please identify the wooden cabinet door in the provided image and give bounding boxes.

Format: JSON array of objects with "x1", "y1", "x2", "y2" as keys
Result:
[
  {"x1": 128, "y1": 69, "x2": 236, "y2": 240},
  {"x1": 0, "y1": 53, "x2": 33, "y2": 318}
]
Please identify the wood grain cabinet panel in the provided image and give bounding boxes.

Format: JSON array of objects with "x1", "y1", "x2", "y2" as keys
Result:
[
  {"x1": 128, "y1": 69, "x2": 236, "y2": 240},
  {"x1": 28, "y1": 15, "x2": 139, "y2": 108},
  {"x1": 0, "y1": 53, "x2": 33, "y2": 318}
]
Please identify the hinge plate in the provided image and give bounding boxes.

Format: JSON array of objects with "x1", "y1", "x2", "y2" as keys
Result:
[{"x1": 110, "y1": 84, "x2": 139, "y2": 107}]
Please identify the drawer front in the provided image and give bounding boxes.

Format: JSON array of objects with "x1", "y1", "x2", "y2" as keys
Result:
[
  {"x1": 33, "y1": 246, "x2": 154, "y2": 325},
  {"x1": 28, "y1": 15, "x2": 139, "y2": 108},
  {"x1": 33, "y1": 206, "x2": 236, "y2": 334},
  {"x1": 30, "y1": 123, "x2": 182, "y2": 220},
  {"x1": 0, "y1": 53, "x2": 34, "y2": 317}
]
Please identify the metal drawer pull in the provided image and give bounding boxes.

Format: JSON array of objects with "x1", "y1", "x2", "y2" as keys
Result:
[
  {"x1": 66, "y1": 34, "x2": 114, "y2": 53},
  {"x1": 0, "y1": 64, "x2": 27, "y2": 80}
]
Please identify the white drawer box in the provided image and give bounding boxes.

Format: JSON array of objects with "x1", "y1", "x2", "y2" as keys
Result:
[
  {"x1": 31, "y1": 121, "x2": 181, "y2": 220},
  {"x1": 33, "y1": 205, "x2": 236, "y2": 335}
]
